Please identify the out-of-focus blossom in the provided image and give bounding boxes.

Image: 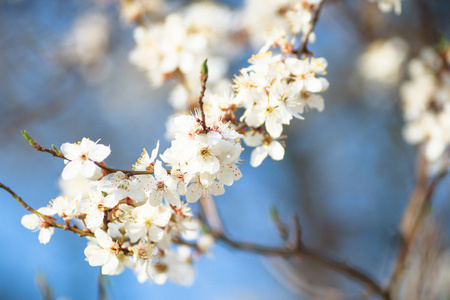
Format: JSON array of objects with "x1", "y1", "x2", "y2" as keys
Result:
[
  {"x1": 59, "y1": 12, "x2": 111, "y2": 83},
  {"x1": 401, "y1": 46, "x2": 450, "y2": 171},
  {"x1": 369, "y1": 0, "x2": 402, "y2": 15},
  {"x1": 358, "y1": 37, "x2": 408, "y2": 87}
]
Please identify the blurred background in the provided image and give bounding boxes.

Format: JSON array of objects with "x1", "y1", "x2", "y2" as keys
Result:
[{"x1": 1, "y1": 0, "x2": 450, "y2": 299}]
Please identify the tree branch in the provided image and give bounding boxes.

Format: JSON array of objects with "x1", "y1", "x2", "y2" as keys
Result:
[
  {"x1": 199, "y1": 195, "x2": 389, "y2": 300},
  {"x1": 294, "y1": 0, "x2": 326, "y2": 56},
  {"x1": 387, "y1": 149, "x2": 447, "y2": 295},
  {"x1": 21, "y1": 131, "x2": 159, "y2": 176},
  {"x1": 0, "y1": 182, "x2": 94, "y2": 237},
  {"x1": 198, "y1": 59, "x2": 209, "y2": 132}
]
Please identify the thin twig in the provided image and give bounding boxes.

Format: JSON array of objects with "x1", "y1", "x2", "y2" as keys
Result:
[
  {"x1": 198, "y1": 59, "x2": 209, "y2": 132},
  {"x1": 0, "y1": 182, "x2": 94, "y2": 237},
  {"x1": 294, "y1": 0, "x2": 327, "y2": 56},
  {"x1": 21, "y1": 131, "x2": 159, "y2": 176},
  {"x1": 199, "y1": 195, "x2": 389, "y2": 300}
]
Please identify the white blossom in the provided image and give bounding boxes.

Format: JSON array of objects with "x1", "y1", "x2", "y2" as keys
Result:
[
  {"x1": 60, "y1": 138, "x2": 111, "y2": 180},
  {"x1": 84, "y1": 229, "x2": 125, "y2": 275},
  {"x1": 21, "y1": 210, "x2": 55, "y2": 245}
]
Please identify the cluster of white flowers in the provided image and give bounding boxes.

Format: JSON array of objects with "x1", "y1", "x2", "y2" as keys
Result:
[
  {"x1": 161, "y1": 112, "x2": 243, "y2": 202},
  {"x1": 129, "y1": 2, "x2": 236, "y2": 111},
  {"x1": 401, "y1": 46, "x2": 450, "y2": 171},
  {"x1": 22, "y1": 136, "x2": 223, "y2": 284},
  {"x1": 21, "y1": 0, "x2": 331, "y2": 288},
  {"x1": 243, "y1": 0, "x2": 322, "y2": 47},
  {"x1": 369, "y1": 0, "x2": 402, "y2": 15},
  {"x1": 233, "y1": 31, "x2": 328, "y2": 166}
]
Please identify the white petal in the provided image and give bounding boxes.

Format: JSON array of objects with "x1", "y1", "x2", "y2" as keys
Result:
[
  {"x1": 269, "y1": 142, "x2": 285, "y2": 161},
  {"x1": 86, "y1": 248, "x2": 109, "y2": 266},
  {"x1": 217, "y1": 164, "x2": 242, "y2": 186},
  {"x1": 21, "y1": 214, "x2": 39, "y2": 230},
  {"x1": 61, "y1": 161, "x2": 82, "y2": 180},
  {"x1": 265, "y1": 120, "x2": 283, "y2": 138},
  {"x1": 186, "y1": 183, "x2": 203, "y2": 203},
  {"x1": 250, "y1": 146, "x2": 269, "y2": 167},
  {"x1": 318, "y1": 78, "x2": 329, "y2": 92},
  {"x1": 154, "y1": 161, "x2": 166, "y2": 180},
  {"x1": 150, "y1": 141, "x2": 160, "y2": 162},
  {"x1": 305, "y1": 77, "x2": 323, "y2": 93},
  {"x1": 89, "y1": 144, "x2": 111, "y2": 162},
  {"x1": 38, "y1": 228, "x2": 54, "y2": 244},
  {"x1": 177, "y1": 182, "x2": 187, "y2": 195},
  {"x1": 126, "y1": 223, "x2": 146, "y2": 243},
  {"x1": 80, "y1": 161, "x2": 98, "y2": 179},
  {"x1": 60, "y1": 143, "x2": 80, "y2": 160},
  {"x1": 209, "y1": 182, "x2": 225, "y2": 196},
  {"x1": 200, "y1": 172, "x2": 214, "y2": 187},
  {"x1": 85, "y1": 210, "x2": 104, "y2": 229},
  {"x1": 95, "y1": 229, "x2": 114, "y2": 249},
  {"x1": 425, "y1": 139, "x2": 446, "y2": 162},
  {"x1": 148, "y1": 226, "x2": 164, "y2": 242},
  {"x1": 148, "y1": 191, "x2": 163, "y2": 207},
  {"x1": 37, "y1": 207, "x2": 57, "y2": 216},
  {"x1": 243, "y1": 131, "x2": 264, "y2": 147},
  {"x1": 103, "y1": 194, "x2": 119, "y2": 208},
  {"x1": 102, "y1": 256, "x2": 120, "y2": 275},
  {"x1": 153, "y1": 209, "x2": 171, "y2": 227},
  {"x1": 164, "y1": 189, "x2": 181, "y2": 207},
  {"x1": 307, "y1": 94, "x2": 325, "y2": 112}
]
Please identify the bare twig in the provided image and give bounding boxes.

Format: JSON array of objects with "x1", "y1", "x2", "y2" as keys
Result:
[
  {"x1": 200, "y1": 195, "x2": 389, "y2": 300},
  {"x1": 294, "y1": 0, "x2": 327, "y2": 56},
  {"x1": 270, "y1": 207, "x2": 289, "y2": 241},
  {"x1": 198, "y1": 59, "x2": 209, "y2": 132},
  {"x1": 0, "y1": 182, "x2": 94, "y2": 237},
  {"x1": 21, "y1": 130, "x2": 159, "y2": 177}
]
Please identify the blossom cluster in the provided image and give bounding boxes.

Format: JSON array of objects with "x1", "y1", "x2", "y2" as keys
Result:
[
  {"x1": 243, "y1": 0, "x2": 322, "y2": 47},
  {"x1": 401, "y1": 46, "x2": 450, "y2": 171},
  {"x1": 235, "y1": 31, "x2": 328, "y2": 166},
  {"x1": 21, "y1": 0, "x2": 331, "y2": 288},
  {"x1": 129, "y1": 2, "x2": 236, "y2": 111},
  {"x1": 21, "y1": 131, "x2": 234, "y2": 284}
]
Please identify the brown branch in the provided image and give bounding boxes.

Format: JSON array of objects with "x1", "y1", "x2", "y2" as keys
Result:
[
  {"x1": 0, "y1": 182, "x2": 94, "y2": 237},
  {"x1": 199, "y1": 195, "x2": 389, "y2": 300},
  {"x1": 387, "y1": 149, "x2": 447, "y2": 295},
  {"x1": 21, "y1": 131, "x2": 160, "y2": 176},
  {"x1": 294, "y1": 0, "x2": 327, "y2": 56}
]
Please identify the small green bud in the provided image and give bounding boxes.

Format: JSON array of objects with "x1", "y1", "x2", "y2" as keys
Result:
[
  {"x1": 201, "y1": 58, "x2": 208, "y2": 78},
  {"x1": 51, "y1": 144, "x2": 62, "y2": 157},
  {"x1": 21, "y1": 130, "x2": 38, "y2": 148},
  {"x1": 21, "y1": 130, "x2": 31, "y2": 143}
]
